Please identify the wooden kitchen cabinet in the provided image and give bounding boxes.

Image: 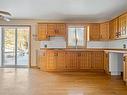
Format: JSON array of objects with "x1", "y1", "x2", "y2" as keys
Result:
[
  {"x1": 104, "y1": 52, "x2": 109, "y2": 74},
  {"x1": 70, "y1": 52, "x2": 80, "y2": 70},
  {"x1": 37, "y1": 23, "x2": 66, "y2": 41},
  {"x1": 89, "y1": 23, "x2": 100, "y2": 41},
  {"x1": 100, "y1": 22, "x2": 109, "y2": 40},
  {"x1": 123, "y1": 54, "x2": 127, "y2": 85},
  {"x1": 118, "y1": 13, "x2": 127, "y2": 38},
  {"x1": 37, "y1": 24, "x2": 48, "y2": 40},
  {"x1": 38, "y1": 50, "x2": 104, "y2": 71},
  {"x1": 37, "y1": 50, "x2": 47, "y2": 71},
  {"x1": 91, "y1": 51, "x2": 104, "y2": 69},
  {"x1": 80, "y1": 52, "x2": 91, "y2": 70},
  {"x1": 65, "y1": 52, "x2": 79, "y2": 71},
  {"x1": 47, "y1": 24, "x2": 56, "y2": 36},
  {"x1": 47, "y1": 23, "x2": 66, "y2": 37},
  {"x1": 56, "y1": 51, "x2": 66, "y2": 71},
  {"x1": 46, "y1": 50, "x2": 57, "y2": 71},
  {"x1": 109, "y1": 18, "x2": 118, "y2": 40},
  {"x1": 56, "y1": 24, "x2": 66, "y2": 36}
]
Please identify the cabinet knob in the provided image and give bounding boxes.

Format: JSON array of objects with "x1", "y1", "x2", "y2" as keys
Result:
[{"x1": 54, "y1": 53, "x2": 58, "y2": 56}]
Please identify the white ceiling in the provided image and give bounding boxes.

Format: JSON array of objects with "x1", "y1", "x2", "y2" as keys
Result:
[{"x1": 0, "y1": 0, "x2": 127, "y2": 22}]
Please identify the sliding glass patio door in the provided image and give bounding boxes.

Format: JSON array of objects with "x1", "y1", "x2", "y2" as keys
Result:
[
  {"x1": 0, "y1": 26, "x2": 30, "y2": 68},
  {"x1": 16, "y1": 27, "x2": 29, "y2": 66},
  {"x1": 3, "y1": 27, "x2": 16, "y2": 67}
]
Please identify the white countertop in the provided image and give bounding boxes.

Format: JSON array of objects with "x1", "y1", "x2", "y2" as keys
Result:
[{"x1": 104, "y1": 50, "x2": 127, "y2": 54}]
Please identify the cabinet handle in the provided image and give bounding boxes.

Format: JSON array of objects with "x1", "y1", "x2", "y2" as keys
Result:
[
  {"x1": 54, "y1": 53, "x2": 58, "y2": 56},
  {"x1": 123, "y1": 56, "x2": 126, "y2": 62},
  {"x1": 43, "y1": 53, "x2": 45, "y2": 56}
]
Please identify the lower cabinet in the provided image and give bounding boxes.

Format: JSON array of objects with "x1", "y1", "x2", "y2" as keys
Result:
[
  {"x1": 65, "y1": 52, "x2": 80, "y2": 71},
  {"x1": 91, "y1": 51, "x2": 104, "y2": 69},
  {"x1": 56, "y1": 51, "x2": 66, "y2": 71},
  {"x1": 46, "y1": 50, "x2": 57, "y2": 71},
  {"x1": 80, "y1": 52, "x2": 92, "y2": 70},
  {"x1": 104, "y1": 52, "x2": 109, "y2": 74},
  {"x1": 123, "y1": 54, "x2": 127, "y2": 85},
  {"x1": 37, "y1": 50, "x2": 47, "y2": 71},
  {"x1": 37, "y1": 50, "x2": 104, "y2": 71}
]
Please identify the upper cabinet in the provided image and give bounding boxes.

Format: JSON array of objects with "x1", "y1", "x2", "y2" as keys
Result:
[
  {"x1": 37, "y1": 24, "x2": 48, "y2": 41},
  {"x1": 100, "y1": 22, "x2": 109, "y2": 40},
  {"x1": 89, "y1": 23, "x2": 100, "y2": 41},
  {"x1": 118, "y1": 13, "x2": 127, "y2": 38},
  {"x1": 47, "y1": 24, "x2": 56, "y2": 36},
  {"x1": 47, "y1": 23, "x2": 66, "y2": 37},
  {"x1": 37, "y1": 13, "x2": 127, "y2": 41},
  {"x1": 109, "y1": 18, "x2": 118, "y2": 40},
  {"x1": 89, "y1": 22, "x2": 109, "y2": 41},
  {"x1": 109, "y1": 13, "x2": 127, "y2": 40},
  {"x1": 56, "y1": 24, "x2": 66, "y2": 36},
  {"x1": 37, "y1": 23, "x2": 66, "y2": 40}
]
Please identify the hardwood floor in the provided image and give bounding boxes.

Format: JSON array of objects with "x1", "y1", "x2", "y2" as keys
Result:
[{"x1": 0, "y1": 68, "x2": 127, "y2": 95}]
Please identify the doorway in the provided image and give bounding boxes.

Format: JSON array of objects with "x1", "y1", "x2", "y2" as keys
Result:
[{"x1": 0, "y1": 26, "x2": 30, "y2": 68}]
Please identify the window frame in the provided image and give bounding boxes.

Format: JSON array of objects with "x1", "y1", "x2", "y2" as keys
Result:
[{"x1": 66, "y1": 24, "x2": 88, "y2": 49}]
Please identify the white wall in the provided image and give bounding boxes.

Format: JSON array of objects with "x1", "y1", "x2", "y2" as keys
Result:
[{"x1": 40, "y1": 37, "x2": 66, "y2": 48}]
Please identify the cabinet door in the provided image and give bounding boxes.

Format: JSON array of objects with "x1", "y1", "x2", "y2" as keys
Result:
[
  {"x1": 91, "y1": 51, "x2": 104, "y2": 69},
  {"x1": 123, "y1": 54, "x2": 127, "y2": 83},
  {"x1": 56, "y1": 24, "x2": 66, "y2": 36},
  {"x1": 47, "y1": 50, "x2": 57, "y2": 71},
  {"x1": 39, "y1": 51, "x2": 47, "y2": 71},
  {"x1": 65, "y1": 52, "x2": 79, "y2": 71},
  {"x1": 71, "y1": 52, "x2": 79, "y2": 70},
  {"x1": 104, "y1": 52, "x2": 109, "y2": 74},
  {"x1": 119, "y1": 13, "x2": 127, "y2": 38},
  {"x1": 109, "y1": 18, "x2": 118, "y2": 40},
  {"x1": 47, "y1": 24, "x2": 56, "y2": 36},
  {"x1": 38, "y1": 24, "x2": 48, "y2": 40},
  {"x1": 80, "y1": 52, "x2": 91, "y2": 69},
  {"x1": 100, "y1": 22, "x2": 109, "y2": 40},
  {"x1": 68, "y1": 52, "x2": 79, "y2": 70},
  {"x1": 56, "y1": 51, "x2": 66, "y2": 71},
  {"x1": 89, "y1": 24, "x2": 100, "y2": 41},
  {"x1": 65, "y1": 52, "x2": 71, "y2": 71}
]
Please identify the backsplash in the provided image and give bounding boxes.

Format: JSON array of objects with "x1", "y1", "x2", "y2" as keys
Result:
[
  {"x1": 87, "y1": 39, "x2": 127, "y2": 49},
  {"x1": 40, "y1": 36, "x2": 127, "y2": 49},
  {"x1": 40, "y1": 37, "x2": 66, "y2": 48},
  {"x1": 107, "y1": 39, "x2": 127, "y2": 49},
  {"x1": 87, "y1": 41, "x2": 107, "y2": 48}
]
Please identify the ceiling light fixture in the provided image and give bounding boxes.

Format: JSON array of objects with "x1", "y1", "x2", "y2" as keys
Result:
[{"x1": 0, "y1": 11, "x2": 11, "y2": 21}]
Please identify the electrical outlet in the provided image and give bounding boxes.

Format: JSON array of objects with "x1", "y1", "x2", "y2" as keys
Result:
[
  {"x1": 123, "y1": 44, "x2": 126, "y2": 49},
  {"x1": 44, "y1": 44, "x2": 47, "y2": 48}
]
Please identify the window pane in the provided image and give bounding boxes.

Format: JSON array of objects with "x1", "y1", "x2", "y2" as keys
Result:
[
  {"x1": 68, "y1": 28, "x2": 76, "y2": 46},
  {"x1": 76, "y1": 28, "x2": 85, "y2": 46},
  {"x1": 17, "y1": 27, "x2": 29, "y2": 66}
]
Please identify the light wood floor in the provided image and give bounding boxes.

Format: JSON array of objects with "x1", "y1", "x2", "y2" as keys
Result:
[{"x1": 0, "y1": 68, "x2": 127, "y2": 95}]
